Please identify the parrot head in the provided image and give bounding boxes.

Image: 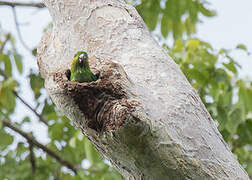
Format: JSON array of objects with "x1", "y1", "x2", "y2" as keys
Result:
[
  {"x1": 70, "y1": 50, "x2": 97, "y2": 82},
  {"x1": 74, "y1": 51, "x2": 89, "y2": 68}
]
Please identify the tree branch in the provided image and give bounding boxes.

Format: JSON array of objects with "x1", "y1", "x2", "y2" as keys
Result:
[
  {"x1": 0, "y1": 1, "x2": 45, "y2": 8},
  {"x1": 28, "y1": 142, "x2": 36, "y2": 173},
  {"x1": 11, "y1": 7, "x2": 31, "y2": 52},
  {"x1": 2, "y1": 119, "x2": 78, "y2": 174},
  {"x1": 0, "y1": 1, "x2": 44, "y2": 53},
  {"x1": 13, "y1": 91, "x2": 49, "y2": 126},
  {"x1": 0, "y1": 69, "x2": 48, "y2": 126}
]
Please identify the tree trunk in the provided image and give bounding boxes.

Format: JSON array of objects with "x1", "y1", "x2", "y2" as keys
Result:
[{"x1": 37, "y1": 0, "x2": 249, "y2": 179}]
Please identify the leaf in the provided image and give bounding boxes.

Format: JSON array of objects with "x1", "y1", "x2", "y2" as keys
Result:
[
  {"x1": 186, "y1": 39, "x2": 200, "y2": 49},
  {"x1": 0, "y1": 78, "x2": 17, "y2": 112},
  {"x1": 23, "y1": 116, "x2": 30, "y2": 123},
  {"x1": 216, "y1": 68, "x2": 230, "y2": 84},
  {"x1": 16, "y1": 142, "x2": 27, "y2": 157},
  {"x1": 222, "y1": 61, "x2": 237, "y2": 74},
  {"x1": 0, "y1": 54, "x2": 12, "y2": 77},
  {"x1": 32, "y1": 48, "x2": 37, "y2": 57},
  {"x1": 187, "y1": 69, "x2": 207, "y2": 84},
  {"x1": 173, "y1": 39, "x2": 184, "y2": 52},
  {"x1": 218, "y1": 48, "x2": 228, "y2": 55},
  {"x1": 69, "y1": 137, "x2": 76, "y2": 148},
  {"x1": 101, "y1": 169, "x2": 123, "y2": 180},
  {"x1": 101, "y1": 172, "x2": 122, "y2": 180},
  {"x1": 49, "y1": 122, "x2": 64, "y2": 140},
  {"x1": 217, "y1": 105, "x2": 227, "y2": 131},
  {"x1": 161, "y1": 14, "x2": 172, "y2": 37},
  {"x1": 41, "y1": 100, "x2": 57, "y2": 121},
  {"x1": 84, "y1": 139, "x2": 102, "y2": 165},
  {"x1": 236, "y1": 44, "x2": 247, "y2": 51},
  {"x1": 172, "y1": 22, "x2": 178, "y2": 40},
  {"x1": 188, "y1": 1, "x2": 198, "y2": 24},
  {"x1": 220, "y1": 129, "x2": 231, "y2": 142},
  {"x1": 2, "y1": 77, "x2": 17, "y2": 90},
  {"x1": 13, "y1": 54, "x2": 23, "y2": 73},
  {"x1": 29, "y1": 72, "x2": 44, "y2": 99},
  {"x1": 198, "y1": 3, "x2": 216, "y2": 17},
  {"x1": 237, "y1": 120, "x2": 252, "y2": 147},
  {"x1": 199, "y1": 41, "x2": 213, "y2": 49},
  {"x1": 0, "y1": 130, "x2": 14, "y2": 151},
  {"x1": 185, "y1": 17, "x2": 196, "y2": 35},
  {"x1": 226, "y1": 107, "x2": 243, "y2": 134},
  {"x1": 136, "y1": 0, "x2": 160, "y2": 31},
  {"x1": 0, "y1": 80, "x2": 16, "y2": 112},
  {"x1": 238, "y1": 84, "x2": 252, "y2": 114},
  {"x1": 92, "y1": 162, "x2": 108, "y2": 172}
]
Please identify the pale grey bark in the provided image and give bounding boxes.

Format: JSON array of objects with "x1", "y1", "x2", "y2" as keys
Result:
[{"x1": 37, "y1": 0, "x2": 249, "y2": 179}]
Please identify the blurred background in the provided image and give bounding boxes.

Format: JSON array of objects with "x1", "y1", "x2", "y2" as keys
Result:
[{"x1": 0, "y1": 0, "x2": 251, "y2": 179}]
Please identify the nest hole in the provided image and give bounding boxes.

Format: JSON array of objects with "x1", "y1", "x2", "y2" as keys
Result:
[{"x1": 65, "y1": 69, "x2": 100, "y2": 82}]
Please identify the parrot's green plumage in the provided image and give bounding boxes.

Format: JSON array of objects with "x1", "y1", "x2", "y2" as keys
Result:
[{"x1": 70, "y1": 51, "x2": 97, "y2": 83}]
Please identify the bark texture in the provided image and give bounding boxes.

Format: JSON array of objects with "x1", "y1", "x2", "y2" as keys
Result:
[{"x1": 37, "y1": 0, "x2": 249, "y2": 179}]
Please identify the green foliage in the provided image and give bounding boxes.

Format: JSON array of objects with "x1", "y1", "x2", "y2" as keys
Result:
[
  {"x1": 0, "y1": 0, "x2": 251, "y2": 179},
  {"x1": 136, "y1": 0, "x2": 160, "y2": 31},
  {"x1": 0, "y1": 129, "x2": 13, "y2": 151},
  {"x1": 13, "y1": 53, "x2": 23, "y2": 73},
  {"x1": 168, "y1": 38, "x2": 252, "y2": 174},
  {"x1": 133, "y1": 0, "x2": 215, "y2": 39},
  {"x1": 0, "y1": 77, "x2": 17, "y2": 113},
  {"x1": 29, "y1": 71, "x2": 44, "y2": 99}
]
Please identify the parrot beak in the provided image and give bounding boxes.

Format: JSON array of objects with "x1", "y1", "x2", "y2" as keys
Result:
[{"x1": 78, "y1": 53, "x2": 86, "y2": 67}]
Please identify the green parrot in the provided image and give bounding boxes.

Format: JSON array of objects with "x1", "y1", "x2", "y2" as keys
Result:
[{"x1": 70, "y1": 51, "x2": 97, "y2": 83}]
